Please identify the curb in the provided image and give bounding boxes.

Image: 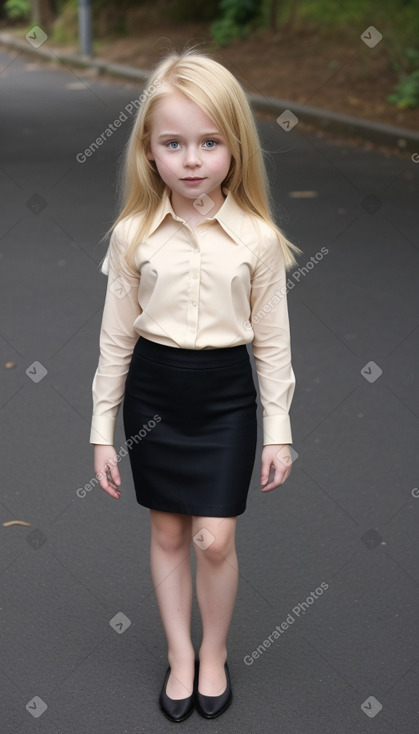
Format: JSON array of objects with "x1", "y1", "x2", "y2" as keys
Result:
[{"x1": 2, "y1": 30, "x2": 419, "y2": 153}]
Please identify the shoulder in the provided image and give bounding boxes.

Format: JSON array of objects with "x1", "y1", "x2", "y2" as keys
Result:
[
  {"x1": 112, "y1": 211, "x2": 145, "y2": 246},
  {"x1": 227, "y1": 200, "x2": 279, "y2": 251},
  {"x1": 245, "y1": 213, "x2": 282, "y2": 254},
  {"x1": 247, "y1": 215, "x2": 287, "y2": 274},
  {"x1": 101, "y1": 212, "x2": 145, "y2": 276},
  {"x1": 232, "y1": 197, "x2": 279, "y2": 243},
  {"x1": 254, "y1": 217, "x2": 279, "y2": 244}
]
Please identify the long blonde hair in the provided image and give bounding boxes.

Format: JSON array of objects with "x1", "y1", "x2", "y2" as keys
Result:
[{"x1": 103, "y1": 48, "x2": 302, "y2": 273}]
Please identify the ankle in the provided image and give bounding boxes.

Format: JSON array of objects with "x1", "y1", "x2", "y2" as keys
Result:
[
  {"x1": 199, "y1": 645, "x2": 227, "y2": 665},
  {"x1": 168, "y1": 646, "x2": 195, "y2": 668}
]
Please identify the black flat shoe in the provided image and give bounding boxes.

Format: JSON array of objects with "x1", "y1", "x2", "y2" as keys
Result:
[
  {"x1": 194, "y1": 661, "x2": 232, "y2": 719},
  {"x1": 159, "y1": 666, "x2": 194, "y2": 722}
]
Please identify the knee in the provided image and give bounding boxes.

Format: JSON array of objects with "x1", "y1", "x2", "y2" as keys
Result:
[
  {"x1": 151, "y1": 518, "x2": 190, "y2": 554},
  {"x1": 195, "y1": 532, "x2": 235, "y2": 564}
]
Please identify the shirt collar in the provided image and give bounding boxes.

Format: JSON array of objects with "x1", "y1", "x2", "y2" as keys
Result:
[{"x1": 146, "y1": 186, "x2": 246, "y2": 246}]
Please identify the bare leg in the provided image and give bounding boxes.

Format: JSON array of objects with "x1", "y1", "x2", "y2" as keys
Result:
[
  {"x1": 192, "y1": 516, "x2": 238, "y2": 695},
  {"x1": 150, "y1": 510, "x2": 195, "y2": 699}
]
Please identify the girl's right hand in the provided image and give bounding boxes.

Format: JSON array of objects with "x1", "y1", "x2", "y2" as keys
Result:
[{"x1": 93, "y1": 445, "x2": 122, "y2": 499}]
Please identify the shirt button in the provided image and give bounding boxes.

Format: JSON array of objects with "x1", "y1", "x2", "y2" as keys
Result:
[
  {"x1": 193, "y1": 248, "x2": 199, "y2": 253},
  {"x1": 192, "y1": 274, "x2": 197, "y2": 279},
  {"x1": 192, "y1": 301, "x2": 197, "y2": 307}
]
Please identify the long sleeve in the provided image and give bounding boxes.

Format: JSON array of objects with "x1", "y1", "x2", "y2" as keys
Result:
[
  {"x1": 89, "y1": 226, "x2": 142, "y2": 445},
  {"x1": 250, "y1": 230, "x2": 295, "y2": 445}
]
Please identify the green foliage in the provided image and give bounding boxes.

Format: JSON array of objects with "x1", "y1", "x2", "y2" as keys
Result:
[
  {"x1": 296, "y1": 0, "x2": 405, "y2": 25},
  {"x1": 298, "y1": 0, "x2": 367, "y2": 24},
  {"x1": 387, "y1": 70, "x2": 419, "y2": 109},
  {"x1": 4, "y1": 0, "x2": 31, "y2": 21},
  {"x1": 220, "y1": 0, "x2": 261, "y2": 25},
  {"x1": 387, "y1": 46, "x2": 419, "y2": 109},
  {"x1": 210, "y1": 0, "x2": 263, "y2": 46},
  {"x1": 405, "y1": 48, "x2": 419, "y2": 67},
  {"x1": 50, "y1": 0, "x2": 79, "y2": 44},
  {"x1": 210, "y1": 18, "x2": 250, "y2": 46}
]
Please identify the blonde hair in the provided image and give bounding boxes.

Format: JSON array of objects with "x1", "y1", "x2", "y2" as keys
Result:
[{"x1": 103, "y1": 48, "x2": 302, "y2": 272}]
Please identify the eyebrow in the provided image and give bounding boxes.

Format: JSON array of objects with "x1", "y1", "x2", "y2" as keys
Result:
[{"x1": 157, "y1": 132, "x2": 222, "y2": 139}]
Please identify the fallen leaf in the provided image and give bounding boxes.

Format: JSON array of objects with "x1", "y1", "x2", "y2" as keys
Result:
[
  {"x1": 3, "y1": 520, "x2": 31, "y2": 527},
  {"x1": 288, "y1": 191, "x2": 318, "y2": 198}
]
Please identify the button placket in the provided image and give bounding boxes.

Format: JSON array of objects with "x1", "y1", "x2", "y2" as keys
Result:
[{"x1": 186, "y1": 235, "x2": 201, "y2": 343}]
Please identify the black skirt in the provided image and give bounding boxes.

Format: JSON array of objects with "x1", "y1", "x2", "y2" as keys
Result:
[{"x1": 122, "y1": 336, "x2": 258, "y2": 517}]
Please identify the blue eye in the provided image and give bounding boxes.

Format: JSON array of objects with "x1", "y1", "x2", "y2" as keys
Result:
[{"x1": 165, "y1": 139, "x2": 218, "y2": 150}]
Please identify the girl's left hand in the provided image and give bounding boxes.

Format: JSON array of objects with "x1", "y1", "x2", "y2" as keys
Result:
[{"x1": 260, "y1": 444, "x2": 292, "y2": 492}]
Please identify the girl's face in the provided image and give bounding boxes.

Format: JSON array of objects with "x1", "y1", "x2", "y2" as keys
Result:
[{"x1": 146, "y1": 87, "x2": 232, "y2": 207}]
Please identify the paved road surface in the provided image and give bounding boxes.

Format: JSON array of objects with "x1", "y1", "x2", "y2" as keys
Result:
[{"x1": 1, "y1": 48, "x2": 418, "y2": 733}]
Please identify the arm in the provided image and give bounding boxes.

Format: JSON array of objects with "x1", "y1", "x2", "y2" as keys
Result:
[
  {"x1": 90, "y1": 226, "x2": 142, "y2": 497},
  {"x1": 250, "y1": 229, "x2": 296, "y2": 491}
]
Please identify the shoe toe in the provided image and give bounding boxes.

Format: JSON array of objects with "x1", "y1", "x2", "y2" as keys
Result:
[
  {"x1": 159, "y1": 667, "x2": 194, "y2": 722},
  {"x1": 194, "y1": 662, "x2": 232, "y2": 719}
]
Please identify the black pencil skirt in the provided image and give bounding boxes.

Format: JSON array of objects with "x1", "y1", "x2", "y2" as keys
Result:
[{"x1": 122, "y1": 335, "x2": 258, "y2": 517}]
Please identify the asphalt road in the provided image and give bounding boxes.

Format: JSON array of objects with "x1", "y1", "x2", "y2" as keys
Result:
[{"x1": 1, "y1": 47, "x2": 418, "y2": 734}]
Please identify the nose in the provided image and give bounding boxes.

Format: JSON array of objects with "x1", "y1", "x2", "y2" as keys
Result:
[{"x1": 184, "y1": 145, "x2": 201, "y2": 167}]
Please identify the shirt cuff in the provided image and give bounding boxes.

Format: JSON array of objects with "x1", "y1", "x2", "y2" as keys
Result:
[
  {"x1": 89, "y1": 415, "x2": 117, "y2": 445},
  {"x1": 263, "y1": 414, "x2": 293, "y2": 445}
]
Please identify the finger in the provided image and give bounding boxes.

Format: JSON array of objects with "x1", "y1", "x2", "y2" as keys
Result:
[
  {"x1": 261, "y1": 473, "x2": 276, "y2": 491},
  {"x1": 261, "y1": 463, "x2": 291, "y2": 492},
  {"x1": 103, "y1": 476, "x2": 121, "y2": 499},
  {"x1": 108, "y1": 462, "x2": 121, "y2": 489},
  {"x1": 260, "y1": 457, "x2": 273, "y2": 488},
  {"x1": 97, "y1": 464, "x2": 121, "y2": 499},
  {"x1": 104, "y1": 465, "x2": 121, "y2": 497},
  {"x1": 261, "y1": 447, "x2": 292, "y2": 491}
]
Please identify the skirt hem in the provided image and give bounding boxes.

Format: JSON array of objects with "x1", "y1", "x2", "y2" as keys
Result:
[{"x1": 136, "y1": 499, "x2": 248, "y2": 518}]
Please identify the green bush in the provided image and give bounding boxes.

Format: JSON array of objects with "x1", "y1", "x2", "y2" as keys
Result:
[
  {"x1": 210, "y1": 0, "x2": 263, "y2": 46},
  {"x1": 211, "y1": 17, "x2": 252, "y2": 45},
  {"x1": 387, "y1": 69, "x2": 419, "y2": 109},
  {"x1": 387, "y1": 46, "x2": 419, "y2": 109},
  {"x1": 51, "y1": 0, "x2": 79, "y2": 44},
  {"x1": 297, "y1": 0, "x2": 402, "y2": 25},
  {"x1": 4, "y1": 0, "x2": 31, "y2": 21}
]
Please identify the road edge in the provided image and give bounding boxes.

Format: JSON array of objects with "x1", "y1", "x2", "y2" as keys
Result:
[{"x1": 1, "y1": 30, "x2": 419, "y2": 154}]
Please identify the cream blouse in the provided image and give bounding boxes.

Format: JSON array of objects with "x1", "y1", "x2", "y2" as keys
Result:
[{"x1": 89, "y1": 187, "x2": 295, "y2": 447}]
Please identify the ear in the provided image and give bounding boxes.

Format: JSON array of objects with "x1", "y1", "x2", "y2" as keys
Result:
[{"x1": 146, "y1": 149, "x2": 154, "y2": 161}]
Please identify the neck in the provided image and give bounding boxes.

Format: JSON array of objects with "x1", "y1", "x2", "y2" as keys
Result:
[{"x1": 170, "y1": 186, "x2": 226, "y2": 223}]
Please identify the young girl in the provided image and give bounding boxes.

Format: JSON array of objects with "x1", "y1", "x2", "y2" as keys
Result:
[{"x1": 90, "y1": 48, "x2": 301, "y2": 722}]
